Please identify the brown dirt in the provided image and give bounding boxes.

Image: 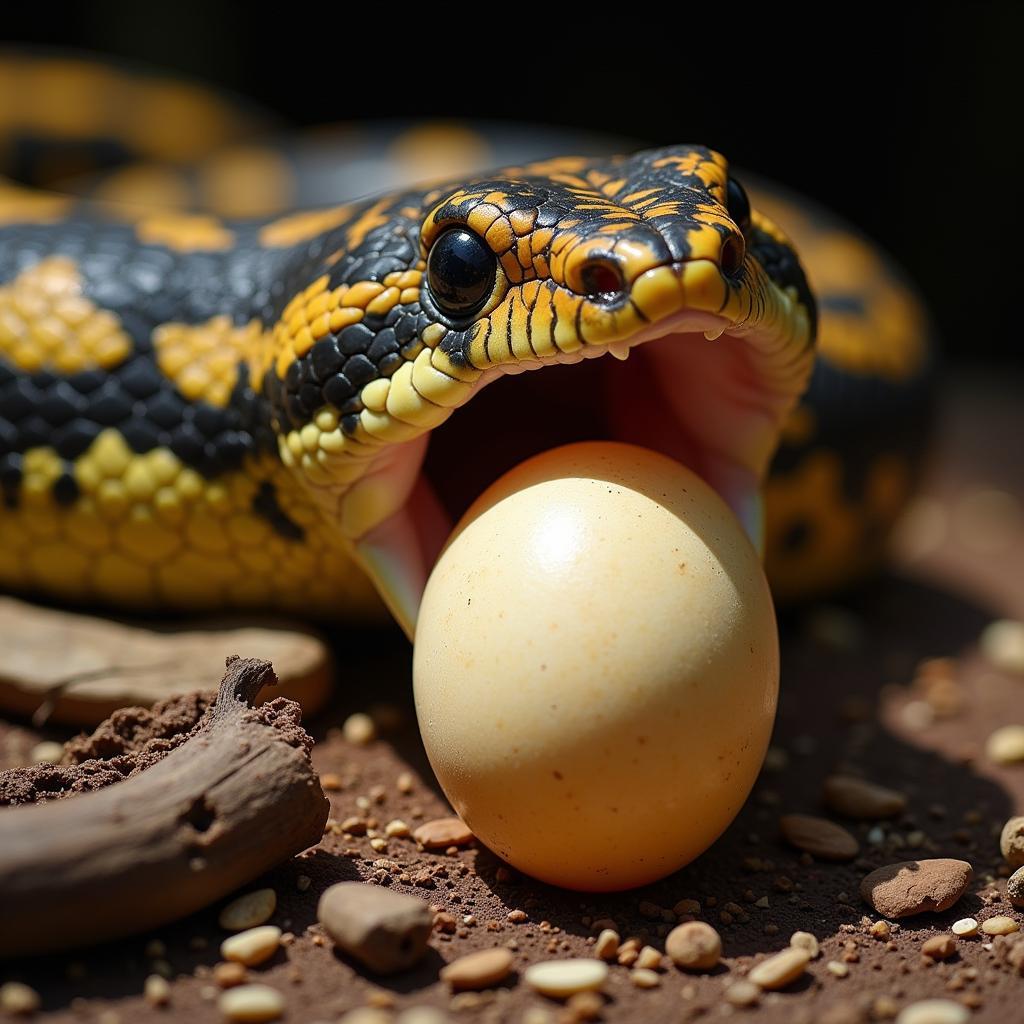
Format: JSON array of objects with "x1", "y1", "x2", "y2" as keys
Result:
[{"x1": 0, "y1": 368, "x2": 1022, "y2": 1022}]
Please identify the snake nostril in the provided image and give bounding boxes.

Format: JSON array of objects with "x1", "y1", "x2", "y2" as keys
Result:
[
  {"x1": 579, "y1": 258, "x2": 626, "y2": 299},
  {"x1": 721, "y1": 235, "x2": 746, "y2": 277}
]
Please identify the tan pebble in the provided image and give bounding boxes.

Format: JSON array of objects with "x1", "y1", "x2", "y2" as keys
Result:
[
  {"x1": 630, "y1": 967, "x2": 660, "y2": 988},
  {"x1": 981, "y1": 915, "x2": 1019, "y2": 935},
  {"x1": 219, "y1": 889, "x2": 277, "y2": 932},
  {"x1": 214, "y1": 962, "x2": 248, "y2": 989},
  {"x1": 980, "y1": 619, "x2": 1024, "y2": 673},
  {"x1": 369, "y1": 837, "x2": 389, "y2": 852},
  {"x1": 826, "y1": 960, "x2": 850, "y2": 978},
  {"x1": 673, "y1": 897, "x2": 701, "y2": 917},
  {"x1": 341, "y1": 815, "x2": 368, "y2": 835},
  {"x1": 320, "y1": 772, "x2": 344, "y2": 791},
  {"x1": 317, "y1": 881, "x2": 433, "y2": 974},
  {"x1": 565, "y1": 990, "x2": 603, "y2": 1020},
  {"x1": 780, "y1": 813, "x2": 859, "y2": 860},
  {"x1": 218, "y1": 984, "x2": 285, "y2": 1022},
  {"x1": 396, "y1": 1008, "x2": 451, "y2": 1024},
  {"x1": 220, "y1": 926, "x2": 281, "y2": 966},
  {"x1": 987, "y1": 724, "x2": 1024, "y2": 764},
  {"x1": 397, "y1": 771, "x2": 415, "y2": 793},
  {"x1": 1001, "y1": 816, "x2": 1024, "y2": 868},
  {"x1": 921, "y1": 934, "x2": 957, "y2": 959},
  {"x1": 873, "y1": 995, "x2": 900, "y2": 1020},
  {"x1": 1006, "y1": 866, "x2": 1024, "y2": 907},
  {"x1": 823, "y1": 774, "x2": 907, "y2": 819},
  {"x1": 724, "y1": 980, "x2": 760, "y2": 1007},
  {"x1": 789, "y1": 930, "x2": 820, "y2": 959},
  {"x1": 870, "y1": 920, "x2": 892, "y2": 939},
  {"x1": 385, "y1": 819, "x2": 410, "y2": 837},
  {"x1": 523, "y1": 958, "x2": 608, "y2": 998},
  {"x1": 507, "y1": 909, "x2": 528, "y2": 923},
  {"x1": 860, "y1": 859, "x2": 972, "y2": 918},
  {"x1": 439, "y1": 948, "x2": 513, "y2": 991},
  {"x1": 0, "y1": 982, "x2": 41, "y2": 1015},
  {"x1": 895, "y1": 999, "x2": 970, "y2": 1024},
  {"x1": 951, "y1": 918, "x2": 978, "y2": 937},
  {"x1": 144, "y1": 975, "x2": 171, "y2": 1007},
  {"x1": 337, "y1": 1011, "x2": 391, "y2": 1024},
  {"x1": 593, "y1": 928, "x2": 619, "y2": 961},
  {"x1": 29, "y1": 740, "x2": 64, "y2": 765},
  {"x1": 343, "y1": 712, "x2": 377, "y2": 745},
  {"x1": 636, "y1": 945, "x2": 663, "y2": 970},
  {"x1": 413, "y1": 817, "x2": 474, "y2": 849},
  {"x1": 521, "y1": 1010, "x2": 556, "y2": 1024},
  {"x1": 666, "y1": 921, "x2": 721, "y2": 971},
  {"x1": 747, "y1": 947, "x2": 811, "y2": 990}
]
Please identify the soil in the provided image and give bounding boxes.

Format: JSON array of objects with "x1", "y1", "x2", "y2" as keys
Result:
[{"x1": 1, "y1": 368, "x2": 1022, "y2": 1023}]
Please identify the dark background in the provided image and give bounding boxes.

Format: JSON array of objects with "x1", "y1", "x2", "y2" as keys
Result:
[{"x1": 4, "y1": 2, "x2": 1022, "y2": 364}]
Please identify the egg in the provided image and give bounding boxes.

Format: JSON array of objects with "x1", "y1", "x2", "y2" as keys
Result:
[{"x1": 412, "y1": 441, "x2": 778, "y2": 891}]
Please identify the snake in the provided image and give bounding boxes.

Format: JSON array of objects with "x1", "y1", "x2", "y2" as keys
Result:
[{"x1": 0, "y1": 56, "x2": 934, "y2": 636}]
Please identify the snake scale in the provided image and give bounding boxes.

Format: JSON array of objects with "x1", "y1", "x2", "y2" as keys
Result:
[{"x1": 0, "y1": 57, "x2": 934, "y2": 636}]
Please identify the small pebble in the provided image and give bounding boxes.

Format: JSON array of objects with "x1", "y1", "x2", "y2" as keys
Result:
[
  {"x1": 673, "y1": 898, "x2": 701, "y2": 916},
  {"x1": 1006, "y1": 866, "x2": 1024, "y2": 907},
  {"x1": 218, "y1": 984, "x2": 285, "y2": 1022},
  {"x1": 790, "y1": 931, "x2": 820, "y2": 959},
  {"x1": 29, "y1": 740, "x2": 64, "y2": 765},
  {"x1": 921, "y1": 934, "x2": 957, "y2": 959},
  {"x1": 860, "y1": 859, "x2": 972, "y2": 918},
  {"x1": 981, "y1": 915, "x2": 1018, "y2": 935},
  {"x1": 220, "y1": 927, "x2": 282, "y2": 967},
  {"x1": 636, "y1": 946, "x2": 663, "y2": 970},
  {"x1": 397, "y1": 772, "x2": 415, "y2": 794},
  {"x1": 1001, "y1": 816, "x2": 1024, "y2": 868},
  {"x1": 980, "y1": 619, "x2": 1024, "y2": 673},
  {"x1": 320, "y1": 772, "x2": 344, "y2": 790},
  {"x1": 337, "y1": 1011, "x2": 391, "y2": 1024},
  {"x1": 439, "y1": 948, "x2": 513, "y2": 991},
  {"x1": 630, "y1": 968, "x2": 660, "y2": 988},
  {"x1": 396, "y1": 1009, "x2": 451, "y2": 1024},
  {"x1": 826, "y1": 960, "x2": 849, "y2": 978},
  {"x1": 593, "y1": 928, "x2": 619, "y2": 961},
  {"x1": 780, "y1": 813, "x2": 859, "y2": 860},
  {"x1": 823, "y1": 775, "x2": 906, "y2": 819},
  {"x1": 565, "y1": 991, "x2": 603, "y2": 1021},
  {"x1": 724, "y1": 980, "x2": 760, "y2": 1007},
  {"x1": 385, "y1": 819, "x2": 410, "y2": 837},
  {"x1": 343, "y1": 712, "x2": 377, "y2": 745},
  {"x1": 0, "y1": 982, "x2": 41, "y2": 1015},
  {"x1": 987, "y1": 725, "x2": 1024, "y2": 764},
  {"x1": 951, "y1": 918, "x2": 978, "y2": 937},
  {"x1": 895, "y1": 999, "x2": 969, "y2": 1024},
  {"x1": 214, "y1": 962, "x2": 248, "y2": 989},
  {"x1": 747, "y1": 947, "x2": 811, "y2": 990},
  {"x1": 665, "y1": 921, "x2": 721, "y2": 971},
  {"x1": 144, "y1": 975, "x2": 171, "y2": 1007},
  {"x1": 219, "y1": 889, "x2": 277, "y2": 932},
  {"x1": 317, "y1": 881, "x2": 433, "y2": 974},
  {"x1": 413, "y1": 817, "x2": 474, "y2": 849},
  {"x1": 523, "y1": 959, "x2": 608, "y2": 998}
]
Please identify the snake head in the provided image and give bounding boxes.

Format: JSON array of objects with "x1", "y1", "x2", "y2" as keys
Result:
[{"x1": 260, "y1": 145, "x2": 817, "y2": 635}]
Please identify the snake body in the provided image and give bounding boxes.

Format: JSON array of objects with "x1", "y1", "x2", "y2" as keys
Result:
[{"x1": 0, "y1": 58, "x2": 933, "y2": 629}]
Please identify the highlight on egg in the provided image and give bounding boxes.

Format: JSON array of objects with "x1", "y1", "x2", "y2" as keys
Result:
[{"x1": 413, "y1": 441, "x2": 778, "y2": 891}]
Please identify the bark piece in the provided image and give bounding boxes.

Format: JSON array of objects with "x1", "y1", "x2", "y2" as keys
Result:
[
  {"x1": 0, "y1": 656, "x2": 329, "y2": 956},
  {"x1": 0, "y1": 596, "x2": 331, "y2": 725}
]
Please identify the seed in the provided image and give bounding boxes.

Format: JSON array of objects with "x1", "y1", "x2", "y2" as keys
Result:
[
  {"x1": 826, "y1": 960, "x2": 849, "y2": 978},
  {"x1": 921, "y1": 934, "x2": 957, "y2": 959},
  {"x1": 780, "y1": 813, "x2": 859, "y2": 860},
  {"x1": 343, "y1": 712, "x2": 377, "y2": 745},
  {"x1": 440, "y1": 948, "x2": 514, "y2": 991},
  {"x1": 1001, "y1": 816, "x2": 1024, "y2": 868},
  {"x1": 666, "y1": 921, "x2": 721, "y2": 971},
  {"x1": 724, "y1": 980, "x2": 760, "y2": 1007},
  {"x1": 630, "y1": 968, "x2": 660, "y2": 988},
  {"x1": 1006, "y1": 866, "x2": 1024, "y2": 907},
  {"x1": 988, "y1": 725, "x2": 1024, "y2": 764},
  {"x1": 636, "y1": 945, "x2": 663, "y2": 970},
  {"x1": 341, "y1": 816, "x2": 368, "y2": 835},
  {"x1": 860, "y1": 859, "x2": 972, "y2": 918},
  {"x1": 895, "y1": 999, "x2": 969, "y2": 1024},
  {"x1": 790, "y1": 931, "x2": 820, "y2": 959},
  {"x1": 593, "y1": 928, "x2": 620, "y2": 961},
  {"x1": 507, "y1": 909, "x2": 528, "y2": 924},
  {"x1": 220, "y1": 927, "x2": 282, "y2": 966},
  {"x1": 219, "y1": 889, "x2": 277, "y2": 932},
  {"x1": 747, "y1": 947, "x2": 811, "y2": 990},
  {"x1": 369, "y1": 837, "x2": 388, "y2": 852},
  {"x1": 980, "y1": 619, "x2": 1024, "y2": 673},
  {"x1": 823, "y1": 775, "x2": 907, "y2": 819},
  {"x1": 951, "y1": 918, "x2": 978, "y2": 937},
  {"x1": 144, "y1": 975, "x2": 171, "y2": 1006},
  {"x1": 413, "y1": 817, "x2": 474, "y2": 849},
  {"x1": 218, "y1": 984, "x2": 286, "y2": 1022},
  {"x1": 385, "y1": 819, "x2": 410, "y2": 837},
  {"x1": 0, "y1": 982, "x2": 41, "y2": 1015},
  {"x1": 523, "y1": 959, "x2": 608, "y2": 998},
  {"x1": 214, "y1": 962, "x2": 248, "y2": 988},
  {"x1": 29, "y1": 740, "x2": 64, "y2": 765},
  {"x1": 981, "y1": 916, "x2": 1019, "y2": 935}
]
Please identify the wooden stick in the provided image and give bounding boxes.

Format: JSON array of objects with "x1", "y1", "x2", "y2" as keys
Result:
[{"x1": 0, "y1": 656, "x2": 329, "y2": 957}]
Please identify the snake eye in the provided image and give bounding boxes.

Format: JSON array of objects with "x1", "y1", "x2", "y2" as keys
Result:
[
  {"x1": 726, "y1": 177, "x2": 752, "y2": 235},
  {"x1": 427, "y1": 228, "x2": 496, "y2": 318}
]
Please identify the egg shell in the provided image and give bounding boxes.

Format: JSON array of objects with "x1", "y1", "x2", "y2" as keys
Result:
[{"x1": 413, "y1": 441, "x2": 778, "y2": 891}]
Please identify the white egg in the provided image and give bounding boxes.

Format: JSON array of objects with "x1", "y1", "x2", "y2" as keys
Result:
[{"x1": 413, "y1": 441, "x2": 778, "y2": 891}]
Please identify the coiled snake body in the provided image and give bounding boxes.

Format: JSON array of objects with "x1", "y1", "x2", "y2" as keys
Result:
[{"x1": 0, "y1": 58, "x2": 933, "y2": 634}]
